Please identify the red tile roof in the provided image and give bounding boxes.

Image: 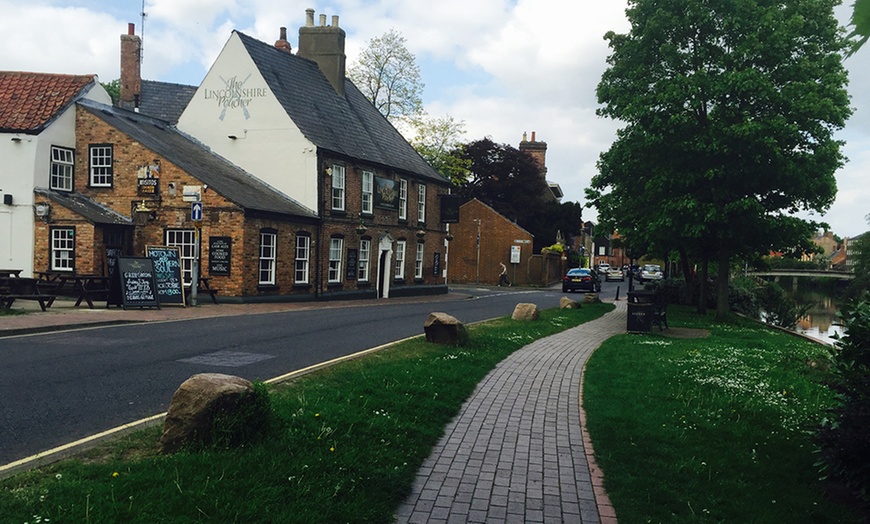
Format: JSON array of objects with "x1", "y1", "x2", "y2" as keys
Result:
[{"x1": 0, "y1": 71, "x2": 97, "y2": 133}]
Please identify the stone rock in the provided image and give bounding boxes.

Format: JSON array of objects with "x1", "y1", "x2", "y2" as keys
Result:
[
  {"x1": 159, "y1": 373, "x2": 256, "y2": 454},
  {"x1": 583, "y1": 293, "x2": 600, "y2": 304},
  {"x1": 560, "y1": 296, "x2": 580, "y2": 309},
  {"x1": 424, "y1": 312, "x2": 468, "y2": 346},
  {"x1": 512, "y1": 303, "x2": 540, "y2": 321}
]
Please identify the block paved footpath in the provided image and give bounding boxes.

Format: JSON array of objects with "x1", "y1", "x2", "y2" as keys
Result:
[{"x1": 395, "y1": 300, "x2": 627, "y2": 524}]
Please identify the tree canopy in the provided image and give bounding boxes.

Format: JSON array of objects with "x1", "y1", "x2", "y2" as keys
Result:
[
  {"x1": 587, "y1": 0, "x2": 852, "y2": 318},
  {"x1": 847, "y1": 0, "x2": 870, "y2": 56},
  {"x1": 347, "y1": 29, "x2": 424, "y2": 123},
  {"x1": 409, "y1": 113, "x2": 470, "y2": 185}
]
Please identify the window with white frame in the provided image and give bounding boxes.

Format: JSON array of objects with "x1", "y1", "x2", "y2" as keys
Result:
[
  {"x1": 165, "y1": 229, "x2": 196, "y2": 285},
  {"x1": 328, "y1": 237, "x2": 343, "y2": 283},
  {"x1": 415, "y1": 242, "x2": 424, "y2": 279},
  {"x1": 417, "y1": 184, "x2": 426, "y2": 224},
  {"x1": 331, "y1": 164, "x2": 346, "y2": 211},
  {"x1": 361, "y1": 171, "x2": 373, "y2": 214},
  {"x1": 50, "y1": 146, "x2": 74, "y2": 191},
  {"x1": 295, "y1": 234, "x2": 310, "y2": 284},
  {"x1": 89, "y1": 144, "x2": 113, "y2": 187},
  {"x1": 50, "y1": 228, "x2": 75, "y2": 271},
  {"x1": 358, "y1": 238, "x2": 371, "y2": 282},
  {"x1": 259, "y1": 230, "x2": 277, "y2": 285},
  {"x1": 394, "y1": 239, "x2": 406, "y2": 279},
  {"x1": 398, "y1": 179, "x2": 408, "y2": 220}
]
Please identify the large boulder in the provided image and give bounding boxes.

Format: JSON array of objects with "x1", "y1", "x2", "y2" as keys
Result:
[
  {"x1": 583, "y1": 293, "x2": 600, "y2": 304},
  {"x1": 159, "y1": 373, "x2": 259, "y2": 454},
  {"x1": 560, "y1": 296, "x2": 580, "y2": 309},
  {"x1": 512, "y1": 303, "x2": 540, "y2": 321},
  {"x1": 424, "y1": 312, "x2": 468, "y2": 346}
]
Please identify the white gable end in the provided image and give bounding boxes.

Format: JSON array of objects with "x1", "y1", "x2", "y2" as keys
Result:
[{"x1": 177, "y1": 32, "x2": 318, "y2": 213}]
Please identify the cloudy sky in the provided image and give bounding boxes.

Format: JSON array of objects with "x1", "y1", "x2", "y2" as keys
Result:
[{"x1": 2, "y1": 0, "x2": 867, "y2": 237}]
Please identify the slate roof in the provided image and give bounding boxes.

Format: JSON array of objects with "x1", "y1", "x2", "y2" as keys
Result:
[
  {"x1": 139, "y1": 80, "x2": 197, "y2": 124},
  {"x1": 0, "y1": 71, "x2": 97, "y2": 133},
  {"x1": 236, "y1": 31, "x2": 447, "y2": 185},
  {"x1": 34, "y1": 187, "x2": 133, "y2": 225},
  {"x1": 79, "y1": 99, "x2": 318, "y2": 219}
]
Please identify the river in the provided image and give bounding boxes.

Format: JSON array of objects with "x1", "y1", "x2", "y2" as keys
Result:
[{"x1": 790, "y1": 285, "x2": 847, "y2": 345}]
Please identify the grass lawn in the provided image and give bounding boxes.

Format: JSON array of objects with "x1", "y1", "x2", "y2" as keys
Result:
[
  {"x1": 583, "y1": 305, "x2": 863, "y2": 523},
  {"x1": 0, "y1": 302, "x2": 614, "y2": 524}
]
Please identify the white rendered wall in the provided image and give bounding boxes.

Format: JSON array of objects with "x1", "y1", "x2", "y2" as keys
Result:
[{"x1": 177, "y1": 33, "x2": 319, "y2": 214}]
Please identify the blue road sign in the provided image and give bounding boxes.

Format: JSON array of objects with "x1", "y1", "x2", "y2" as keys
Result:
[{"x1": 191, "y1": 201, "x2": 203, "y2": 221}]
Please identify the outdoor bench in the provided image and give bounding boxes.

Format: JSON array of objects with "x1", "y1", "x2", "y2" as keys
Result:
[{"x1": 0, "y1": 277, "x2": 57, "y2": 312}]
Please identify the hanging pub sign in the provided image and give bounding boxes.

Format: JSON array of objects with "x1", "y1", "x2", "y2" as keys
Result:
[
  {"x1": 375, "y1": 177, "x2": 399, "y2": 210},
  {"x1": 137, "y1": 177, "x2": 159, "y2": 195},
  {"x1": 440, "y1": 194, "x2": 461, "y2": 223}
]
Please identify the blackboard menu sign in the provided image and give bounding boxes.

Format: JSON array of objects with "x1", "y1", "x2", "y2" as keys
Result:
[
  {"x1": 104, "y1": 246, "x2": 123, "y2": 278},
  {"x1": 209, "y1": 236, "x2": 231, "y2": 276},
  {"x1": 108, "y1": 257, "x2": 160, "y2": 309},
  {"x1": 346, "y1": 248, "x2": 358, "y2": 280},
  {"x1": 146, "y1": 246, "x2": 186, "y2": 306}
]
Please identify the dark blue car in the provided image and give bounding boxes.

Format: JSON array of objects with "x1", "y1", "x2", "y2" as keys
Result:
[{"x1": 562, "y1": 268, "x2": 601, "y2": 293}]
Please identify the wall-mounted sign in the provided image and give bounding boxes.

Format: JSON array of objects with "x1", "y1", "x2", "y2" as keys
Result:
[
  {"x1": 346, "y1": 248, "x2": 358, "y2": 280},
  {"x1": 137, "y1": 178, "x2": 158, "y2": 195},
  {"x1": 209, "y1": 236, "x2": 231, "y2": 276},
  {"x1": 510, "y1": 245, "x2": 521, "y2": 264},
  {"x1": 433, "y1": 252, "x2": 441, "y2": 276},
  {"x1": 440, "y1": 195, "x2": 461, "y2": 223},
  {"x1": 514, "y1": 239, "x2": 531, "y2": 244},
  {"x1": 203, "y1": 73, "x2": 268, "y2": 120},
  {"x1": 183, "y1": 185, "x2": 201, "y2": 202},
  {"x1": 375, "y1": 177, "x2": 399, "y2": 210}
]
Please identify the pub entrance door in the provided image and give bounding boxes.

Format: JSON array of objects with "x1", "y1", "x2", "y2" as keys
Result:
[{"x1": 376, "y1": 233, "x2": 394, "y2": 298}]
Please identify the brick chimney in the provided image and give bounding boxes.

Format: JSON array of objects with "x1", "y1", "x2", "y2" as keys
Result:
[
  {"x1": 120, "y1": 23, "x2": 141, "y2": 110},
  {"x1": 274, "y1": 26, "x2": 292, "y2": 53},
  {"x1": 296, "y1": 9, "x2": 346, "y2": 96},
  {"x1": 519, "y1": 131, "x2": 548, "y2": 178}
]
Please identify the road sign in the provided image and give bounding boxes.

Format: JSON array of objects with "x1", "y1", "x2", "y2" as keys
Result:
[{"x1": 191, "y1": 201, "x2": 203, "y2": 222}]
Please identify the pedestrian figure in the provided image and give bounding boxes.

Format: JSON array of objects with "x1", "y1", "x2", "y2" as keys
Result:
[{"x1": 498, "y1": 262, "x2": 511, "y2": 287}]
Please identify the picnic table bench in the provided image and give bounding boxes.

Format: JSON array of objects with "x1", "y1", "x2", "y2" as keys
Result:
[
  {"x1": 185, "y1": 277, "x2": 220, "y2": 304},
  {"x1": 0, "y1": 277, "x2": 57, "y2": 311}
]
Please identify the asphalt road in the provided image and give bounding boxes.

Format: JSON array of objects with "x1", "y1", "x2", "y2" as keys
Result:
[{"x1": 0, "y1": 283, "x2": 627, "y2": 467}]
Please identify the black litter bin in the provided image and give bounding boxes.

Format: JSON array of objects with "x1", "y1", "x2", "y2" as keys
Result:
[{"x1": 627, "y1": 290, "x2": 655, "y2": 333}]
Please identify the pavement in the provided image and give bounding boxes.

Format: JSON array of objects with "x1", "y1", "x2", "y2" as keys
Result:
[{"x1": 1, "y1": 290, "x2": 625, "y2": 523}]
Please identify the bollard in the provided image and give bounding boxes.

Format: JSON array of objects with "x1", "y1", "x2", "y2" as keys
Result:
[{"x1": 615, "y1": 285, "x2": 621, "y2": 301}]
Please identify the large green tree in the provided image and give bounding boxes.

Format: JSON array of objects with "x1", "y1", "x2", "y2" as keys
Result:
[
  {"x1": 588, "y1": 0, "x2": 852, "y2": 319},
  {"x1": 847, "y1": 0, "x2": 870, "y2": 55},
  {"x1": 409, "y1": 113, "x2": 470, "y2": 185},
  {"x1": 348, "y1": 29, "x2": 424, "y2": 123}
]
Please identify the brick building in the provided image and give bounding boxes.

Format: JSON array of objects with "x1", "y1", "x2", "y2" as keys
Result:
[{"x1": 16, "y1": 10, "x2": 452, "y2": 302}]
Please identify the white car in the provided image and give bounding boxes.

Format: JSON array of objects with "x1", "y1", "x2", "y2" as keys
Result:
[
  {"x1": 639, "y1": 264, "x2": 663, "y2": 281},
  {"x1": 605, "y1": 267, "x2": 625, "y2": 282}
]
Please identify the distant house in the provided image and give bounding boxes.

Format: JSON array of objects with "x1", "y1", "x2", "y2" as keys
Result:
[
  {"x1": 844, "y1": 232, "x2": 867, "y2": 272},
  {"x1": 0, "y1": 71, "x2": 112, "y2": 275}
]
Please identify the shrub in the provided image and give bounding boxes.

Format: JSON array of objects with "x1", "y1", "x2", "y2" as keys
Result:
[
  {"x1": 816, "y1": 296, "x2": 870, "y2": 505},
  {"x1": 729, "y1": 276, "x2": 762, "y2": 318}
]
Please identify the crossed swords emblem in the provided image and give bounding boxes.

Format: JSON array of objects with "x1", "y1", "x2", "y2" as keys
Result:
[{"x1": 218, "y1": 74, "x2": 252, "y2": 120}]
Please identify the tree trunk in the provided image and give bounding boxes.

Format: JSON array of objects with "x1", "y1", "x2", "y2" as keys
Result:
[
  {"x1": 715, "y1": 248, "x2": 730, "y2": 320},
  {"x1": 696, "y1": 258, "x2": 708, "y2": 315},
  {"x1": 679, "y1": 248, "x2": 693, "y2": 305}
]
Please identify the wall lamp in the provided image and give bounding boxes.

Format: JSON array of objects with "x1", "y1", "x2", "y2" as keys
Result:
[
  {"x1": 355, "y1": 214, "x2": 367, "y2": 236},
  {"x1": 133, "y1": 200, "x2": 157, "y2": 225},
  {"x1": 10, "y1": 136, "x2": 31, "y2": 143},
  {"x1": 227, "y1": 130, "x2": 248, "y2": 140}
]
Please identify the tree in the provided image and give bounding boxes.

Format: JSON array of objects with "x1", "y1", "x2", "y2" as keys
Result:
[
  {"x1": 847, "y1": 0, "x2": 870, "y2": 56},
  {"x1": 348, "y1": 29, "x2": 424, "y2": 123},
  {"x1": 455, "y1": 138, "x2": 551, "y2": 227},
  {"x1": 409, "y1": 113, "x2": 470, "y2": 185},
  {"x1": 102, "y1": 78, "x2": 120, "y2": 105},
  {"x1": 588, "y1": 0, "x2": 851, "y2": 319}
]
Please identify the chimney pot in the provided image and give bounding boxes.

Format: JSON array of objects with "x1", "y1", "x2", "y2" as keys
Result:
[
  {"x1": 128, "y1": 23, "x2": 135, "y2": 36},
  {"x1": 305, "y1": 8, "x2": 315, "y2": 27},
  {"x1": 319, "y1": 14, "x2": 327, "y2": 26},
  {"x1": 332, "y1": 15, "x2": 339, "y2": 27},
  {"x1": 531, "y1": 131, "x2": 536, "y2": 142},
  {"x1": 275, "y1": 26, "x2": 292, "y2": 53}
]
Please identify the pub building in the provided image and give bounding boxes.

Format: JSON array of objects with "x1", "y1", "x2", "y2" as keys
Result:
[{"x1": 28, "y1": 10, "x2": 452, "y2": 302}]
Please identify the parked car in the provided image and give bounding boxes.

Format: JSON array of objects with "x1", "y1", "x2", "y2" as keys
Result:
[
  {"x1": 638, "y1": 264, "x2": 663, "y2": 281},
  {"x1": 562, "y1": 268, "x2": 601, "y2": 293},
  {"x1": 605, "y1": 266, "x2": 625, "y2": 282},
  {"x1": 597, "y1": 263, "x2": 611, "y2": 274}
]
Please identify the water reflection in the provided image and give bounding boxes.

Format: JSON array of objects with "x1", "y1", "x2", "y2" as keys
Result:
[{"x1": 792, "y1": 289, "x2": 844, "y2": 345}]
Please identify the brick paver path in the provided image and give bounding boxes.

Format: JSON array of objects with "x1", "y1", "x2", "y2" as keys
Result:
[{"x1": 396, "y1": 301, "x2": 627, "y2": 523}]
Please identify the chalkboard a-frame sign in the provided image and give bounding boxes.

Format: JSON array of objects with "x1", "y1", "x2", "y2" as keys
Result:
[
  {"x1": 145, "y1": 246, "x2": 186, "y2": 306},
  {"x1": 108, "y1": 256, "x2": 161, "y2": 309}
]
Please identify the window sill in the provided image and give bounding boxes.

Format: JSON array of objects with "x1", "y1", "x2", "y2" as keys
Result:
[{"x1": 257, "y1": 284, "x2": 279, "y2": 291}]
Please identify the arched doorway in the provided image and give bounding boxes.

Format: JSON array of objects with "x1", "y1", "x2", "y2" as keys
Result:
[{"x1": 376, "y1": 233, "x2": 394, "y2": 298}]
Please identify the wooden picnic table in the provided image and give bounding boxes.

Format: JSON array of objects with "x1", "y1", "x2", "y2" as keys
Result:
[
  {"x1": 0, "y1": 269, "x2": 23, "y2": 278},
  {"x1": 40, "y1": 273, "x2": 111, "y2": 309},
  {"x1": 0, "y1": 277, "x2": 56, "y2": 311},
  {"x1": 185, "y1": 277, "x2": 220, "y2": 304}
]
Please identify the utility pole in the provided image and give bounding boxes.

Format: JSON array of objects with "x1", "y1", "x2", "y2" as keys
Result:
[{"x1": 474, "y1": 219, "x2": 481, "y2": 284}]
